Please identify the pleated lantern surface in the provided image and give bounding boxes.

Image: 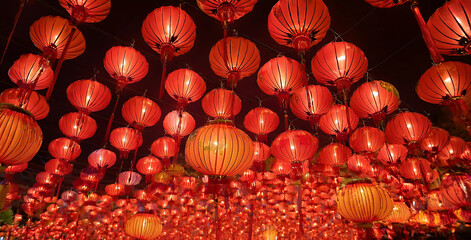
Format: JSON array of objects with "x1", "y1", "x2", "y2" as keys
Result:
[
  {"x1": 271, "y1": 130, "x2": 318, "y2": 163},
  {"x1": 201, "y1": 88, "x2": 241, "y2": 119},
  {"x1": 185, "y1": 121, "x2": 254, "y2": 176},
  {"x1": 122, "y1": 96, "x2": 161, "y2": 130},
  {"x1": 66, "y1": 79, "x2": 111, "y2": 114},
  {"x1": 290, "y1": 85, "x2": 333, "y2": 128},
  {"x1": 165, "y1": 69, "x2": 206, "y2": 109},
  {"x1": 196, "y1": 0, "x2": 258, "y2": 23},
  {"x1": 319, "y1": 105, "x2": 359, "y2": 142},
  {"x1": 243, "y1": 107, "x2": 279, "y2": 143},
  {"x1": 419, "y1": 127, "x2": 450, "y2": 154},
  {"x1": 162, "y1": 110, "x2": 196, "y2": 139},
  {"x1": 109, "y1": 127, "x2": 143, "y2": 159},
  {"x1": 365, "y1": 0, "x2": 407, "y2": 8},
  {"x1": 0, "y1": 104, "x2": 42, "y2": 165},
  {"x1": 8, "y1": 54, "x2": 53, "y2": 90},
  {"x1": 88, "y1": 148, "x2": 116, "y2": 169},
  {"x1": 349, "y1": 127, "x2": 385, "y2": 154},
  {"x1": 384, "y1": 201, "x2": 412, "y2": 224},
  {"x1": 48, "y1": 137, "x2": 81, "y2": 161},
  {"x1": 0, "y1": 88, "x2": 49, "y2": 120},
  {"x1": 384, "y1": 112, "x2": 432, "y2": 145},
  {"x1": 59, "y1": 0, "x2": 111, "y2": 24},
  {"x1": 58, "y1": 112, "x2": 97, "y2": 141},
  {"x1": 103, "y1": 46, "x2": 148, "y2": 88},
  {"x1": 125, "y1": 213, "x2": 162, "y2": 240}
]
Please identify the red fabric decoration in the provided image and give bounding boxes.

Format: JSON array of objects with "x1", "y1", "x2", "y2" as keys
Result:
[
  {"x1": 118, "y1": 171, "x2": 142, "y2": 186},
  {"x1": 201, "y1": 88, "x2": 241, "y2": 119},
  {"x1": 440, "y1": 173, "x2": 471, "y2": 208}
]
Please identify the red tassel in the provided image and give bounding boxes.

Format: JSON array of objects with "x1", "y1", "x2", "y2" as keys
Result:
[{"x1": 411, "y1": 3, "x2": 444, "y2": 64}]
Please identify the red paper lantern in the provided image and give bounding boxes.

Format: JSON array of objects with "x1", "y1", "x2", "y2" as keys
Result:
[
  {"x1": 268, "y1": 0, "x2": 330, "y2": 52},
  {"x1": 4, "y1": 163, "x2": 28, "y2": 174},
  {"x1": 45, "y1": 158, "x2": 72, "y2": 176},
  {"x1": 197, "y1": 0, "x2": 257, "y2": 24},
  {"x1": 88, "y1": 148, "x2": 116, "y2": 169},
  {"x1": 243, "y1": 107, "x2": 279, "y2": 143},
  {"x1": 151, "y1": 137, "x2": 178, "y2": 165},
  {"x1": 201, "y1": 88, "x2": 242, "y2": 119},
  {"x1": 48, "y1": 138, "x2": 81, "y2": 162},
  {"x1": 103, "y1": 46, "x2": 149, "y2": 88},
  {"x1": 438, "y1": 136, "x2": 467, "y2": 163},
  {"x1": 36, "y1": 172, "x2": 57, "y2": 186},
  {"x1": 0, "y1": 104, "x2": 42, "y2": 166},
  {"x1": 399, "y1": 158, "x2": 432, "y2": 180},
  {"x1": 311, "y1": 42, "x2": 368, "y2": 93},
  {"x1": 73, "y1": 179, "x2": 92, "y2": 193},
  {"x1": 427, "y1": 0, "x2": 471, "y2": 56},
  {"x1": 29, "y1": 16, "x2": 86, "y2": 60},
  {"x1": 209, "y1": 36, "x2": 260, "y2": 87},
  {"x1": 0, "y1": 88, "x2": 49, "y2": 120},
  {"x1": 347, "y1": 154, "x2": 371, "y2": 173},
  {"x1": 59, "y1": 112, "x2": 97, "y2": 141},
  {"x1": 350, "y1": 81, "x2": 400, "y2": 123},
  {"x1": 271, "y1": 130, "x2": 318, "y2": 163},
  {"x1": 109, "y1": 127, "x2": 143, "y2": 159},
  {"x1": 318, "y1": 143, "x2": 352, "y2": 166},
  {"x1": 349, "y1": 127, "x2": 385, "y2": 154},
  {"x1": 59, "y1": 0, "x2": 111, "y2": 24},
  {"x1": 80, "y1": 166, "x2": 104, "y2": 183},
  {"x1": 8, "y1": 54, "x2": 53, "y2": 90},
  {"x1": 319, "y1": 105, "x2": 359, "y2": 142},
  {"x1": 258, "y1": 56, "x2": 304, "y2": 111},
  {"x1": 165, "y1": 69, "x2": 206, "y2": 109},
  {"x1": 119, "y1": 171, "x2": 142, "y2": 186},
  {"x1": 185, "y1": 121, "x2": 254, "y2": 176},
  {"x1": 66, "y1": 79, "x2": 111, "y2": 114},
  {"x1": 365, "y1": 0, "x2": 407, "y2": 8},
  {"x1": 162, "y1": 110, "x2": 196, "y2": 139},
  {"x1": 122, "y1": 96, "x2": 161, "y2": 130},
  {"x1": 377, "y1": 143, "x2": 408, "y2": 165},
  {"x1": 440, "y1": 173, "x2": 471, "y2": 208},
  {"x1": 105, "y1": 183, "x2": 126, "y2": 197},
  {"x1": 136, "y1": 156, "x2": 162, "y2": 176},
  {"x1": 271, "y1": 158, "x2": 293, "y2": 176},
  {"x1": 253, "y1": 141, "x2": 271, "y2": 162},
  {"x1": 426, "y1": 191, "x2": 455, "y2": 211},
  {"x1": 385, "y1": 112, "x2": 432, "y2": 145},
  {"x1": 290, "y1": 85, "x2": 333, "y2": 128},
  {"x1": 125, "y1": 213, "x2": 162, "y2": 239},
  {"x1": 419, "y1": 127, "x2": 450, "y2": 154}
]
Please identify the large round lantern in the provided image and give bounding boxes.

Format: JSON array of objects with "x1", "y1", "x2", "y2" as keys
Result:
[
  {"x1": 350, "y1": 81, "x2": 400, "y2": 123},
  {"x1": 136, "y1": 156, "x2": 162, "y2": 176},
  {"x1": 0, "y1": 88, "x2": 49, "y2": 120},
  {"x1": 336, "y1": 181, "x2": 393, "y2": 223},
  {"x1": 349, "y1": 127, "x2": 385, "y2": 155},
  {"x1": 185, "y1": 121, "x2": 254, "y2": 176},
  {"x1": 59, "y1": 112, "x2": 97, "y2": 141},
  {"x1": 122, "y1": 96, "x2": 161, "y2": 130},
  {"x1": 440, "y1": 173, "x2": 471, "y2": 208},
  {"x1": 365, "y1": 0, "x2": 407, "y2": 8},
  {"x1": 399, "y1": 158, "x2": 432, "y2": 181},
  {"x1": 290, "y1": 85, "x2": 333, "y2": 128},
  {"x1": 271, "y1": 130, "x2": 318, "y2": 163},
  {"x1": 66, "y1": 79, "x2": 111, "y2": 114},
  {"x1": 162, "y1": 110, "x2": 196, "y2": 140},
  {"x1": 201, "y1": 88, "x2": 242, "y2": 119},
  {"x1": 8, "y1": 54, "x2": 53, "y2": 90},
  {"x1": 268, "y1": 0, "x2": 330, "y2": 53},
  {"x1": 109, "y1": 127, "x2": 143, "y2": 159},
  {"x1": 165, "y1": 69, "x2": 206, "y2": 109},
  {"x1": 125, "y1": 213, "x2": 162, "y2": 240},
  {"x1": 427, "y1": 0, "x2": 471, "y2": 56},
  {"x1": 59, "y1": 0, "x2": 111, "y2": 24},
  {"x1": 384, "y1": 201, "x2": 411, "y2": 224},
  {"x1": 243, "y1": 107, "x2": 279, "y2": 143},
  {"x1": 257, "y1": 56, "x2": 304, "y2": 110},
  {"x1": 88, "y1": 148, "x2": 116, "y2": 169},
  {"x1": 151, "y1": 137, "x2": 178, "y2": 166},
  {"x1": 48, "y1": 137, "x2": 81, "y2": 161},
  {"x1": 29, "y1": 16, "x2": 86, "y2": 60},
  {"x1": 103, "y1": 46, "x2": 149, "y2": 89},
  {"x1": 318, "y1": 143, "x2": 352, "y2": 166},
  {"x1": 209, "y1": 36, "x2": 260, "y2": 88},
  {"x1": 0, "y1": 104, "x2": 42, "y2": 166},
  {"x1": 419, "y1": 127, "x2": 450, "y2": 154},
  {"x1": 319, "y1": 105, "x2": 359, "y2": 142},
  {"x1": 347, "y1": 154, "x2": 371, "y2": 173},
  {"x1": 311, "y1": 42, "x2": 368, "y2": 93},
  {"x1": 384, "y1": 112, "x2": 432, "y2": 145},
  {"x1": 377, "y1": 143, "x2": 408, "y2": 165}
]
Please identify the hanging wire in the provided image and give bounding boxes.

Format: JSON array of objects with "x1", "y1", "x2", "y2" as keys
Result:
[
  {"x1": 339, "y1": 8, "x2": 377, "y2": 37},
  {"x1": 368, "y1": 35, "x2": 420, "y2": 71}
]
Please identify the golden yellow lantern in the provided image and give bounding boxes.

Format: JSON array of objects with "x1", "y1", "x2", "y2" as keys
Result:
[
  {"x1": 263, "y1": 225, "x2": 278, "y2": 240},
  {"x1": 125, "y1": 213, "x2": 162, "y2": 240},
  {"x1": 384, "y1": 201, "x2": 411, "y2": 224}
]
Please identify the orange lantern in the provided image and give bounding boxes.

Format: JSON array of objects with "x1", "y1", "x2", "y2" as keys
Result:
[
  {"x1": 347, "y1": 154, "x2": 371, "y2": 173},
  {"x1": 0, "y1": 104, "x2": 42, "y2": 166},
  {"x1": 440, "y1": 173, "x2": 471, "y2": 208},
  {"x1": 8, "y1": 54, "x2": 53, "y2": 90},
  {"x1": 66, "y1": 79, "x2": 111, "y2": 115},
  {"x1": 243, "y1": 107, "x2": 279, "y2": 143},
  {"x1": 399, "y1": 157, "x2": 432, "y2": 181},
  {"x1": 125, "y1": 213, "x2": 162, "y2": 239},
  {"x1": 48, "y1": 137, "x2": 81, "y2": 161},
  {"x1": 105, "y1": 183, "x2": 126, "y2": 197},
  {"x1": 377, "y1": 143, "x2": 408, "y2": 165},
  {"x1": 201, "y1": 88, "x2": 242, "y2": 119},
  {"x1": 162, "y1": 110, "x2": 196, "y2": 140},
  {"x1": 45, "y1": 159, "x2": 72, "y2": 176},
  {"x1": 59, "y1": 0, "x2": 111, "y2": 24},
  {"x1": 384, "y1": 201, "x2": 411, "y2": 224},
  {"x1": 165, "y1": 69, "x2": 206, "y2": 110},
  {"x1": 318, "y1": 143, "x2": 352, "y2": 166},
  {"x1": 136, "y1": 156, "x2": 162, "y2": 176},
  {"x1": 319, "y1": 105, "x2": 359, "y2": 143},
  {"x1": 109, "y1": 127, "x2": 143, "y2": 159},
  {"x1": 0, "y1": 88, "x2": 49, "y2": 120},
  {"x1": 103, "y1": 46, "x2": 149, "y2": 90},
  {"x1": 59, "y1": 112, "x2": 97, "y2": 141},
  {"x1": 88, "y1": 148, "x2": 116, "y2": 169},
  {"x1": 349, "y1": 127, "x2": 385, "y2": 155},
  {"x1": 384, "y1": 112, "x2": 432, "y2": 146},
  {"x1": 122, "y1": 96, "x2": 161, "y2": 130},
  {"x1": 270, "y1": 130, "x2": 318, "y2": 163},
  {"x1": 185, "y1": 121, "x2": 254, "y2": 176},
  {"x1": 290, "y1": 85, "x2": 333, "y2": 128}
]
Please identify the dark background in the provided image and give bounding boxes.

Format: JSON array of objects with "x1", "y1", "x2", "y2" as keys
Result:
[{"x1": 0, "y1": 0, "x2": 470, "y2": 195}]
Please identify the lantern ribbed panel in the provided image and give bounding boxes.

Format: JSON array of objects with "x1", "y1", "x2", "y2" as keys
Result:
[
  {"x1": 0, "y1": 105, "x2": 42, "y2": 165},
  {"x1": 151, "y1": 137, "x2": 178, "y2": 159},
  {"x1": 196, "y1": 0, "x2": 258, "y2": 22},
  {"x1": 45, "y1": 159, "x2": 72, "y2": 176},
  {"x1": 290, "y1": 85, "x2": 333, "y2": 120},
  {"x1": 253, "y1": 141, "x2": 270, "y2": 162},
  {"x1": 417, "y1": 61, "x2": 471, "y2": 104},
  {"x1": 377, "y1": 143, "x2": 408, "y2": 165},
  {"x1": 271, "y1": 130, "x2": 318, "y2": 162},
  {"x1": 142, "y1": 6, "x2": 196, "y2": 56},
  {"x1": 165, "y1": 69, "x2": 206, "y2": 103},
  {"x1": 59, "y1": 0, "x2": 111, "y2": 23},
  {"x1": 384, "y1": 112, "x2": 432, "y2": 144},
  {"x1": 66, "y1": 80, "x2": 111, "y2": 113},
  {"x1": 105, "y1": 183, "x2": 126, "y2": 197},
  {"x1": 29, "y1": 16, "x2": 86, "y2": 60},
  {"x1": 88, "y1": 148, "x2": 116, "y2": 169},
  {"x1": 268, "y1": 0, "x2": 330, "y2": 52},
  {"x1": 8, "y1": 54, "x2": 53, "y2": 90},
  {"x1": 427, "y1": 0, "x2": 471, "y2": 56},
  {"x1": 243, "y1": 107, "x2": 279, "y2": 135},
  {"x1": 385, "y1": 202, "x2": 411, "y2": 223},
  {"x1": 440, "y1": 173, "x2": 471, "y2": 208},
  {"x1": 136, "y1": 156, "x2": 162, "y2": 176},
  {"x1": 257, "y1": 56, "x2": 304, "y2": 95},
  {"x1": 0, "y1": 88, "x2": 49, "y2": 120},
  {"x1": 399, "y1": 158, "x2": 431, "y2": 180},
  {"x1": 319, "y1": 105, "x2": 359, "y2": 136},
  {"x1": 162, "y1": 110, "x2": 195, "y2": 137},
  {"x1": 109, "y1": 127, "x2": 143, "y2": 152},
  {"x1": 426, "y1": 191, "x2": 456, "y2": 211},
  {"x1": 438, "y1": 136, "x2": 466, "y2": 161},
  {"x1": 209, "y1": 36, "x2": 260, "y2": 80},
  {"x1": 347, "y1": 154, "x2": 370, "y2": 172},
  {"x1": 419, "y1": 127, "x2": 450, "y2": 153},
  {"x1": 48, "y1": 138, "x2": 81, "y2": 161},
  {"x1": 59, "y1": 112, "x2": 97, "y2": 140},
  {"x1": 103, "y1": 46, "x2": 148, "y2": 84},
  {"x1": 185, "y1": 123, "x2": 254, "y2": 176},
  {"x1": 364, "y1": 0, "x2": 407, "y2": 8},
  {"x1": 349, "y1": 127, "x2": 385, "y2": 154},
  {"x1": 311, "y1": 42, "x2": 367, "y2": 86},
  {"x1": 122, "y1": 96, "x2": 161, "y2": 128},
  {"x1": 202, "y1": 88, "x2": 241, "y2": 119},
  {"x1": 271, "y1": 158, "x2": 292, "y2": 176},
  {"x1": 318, "y1": 143, "x2": 351, "y2": 166},
  {"x1": 119, "y1": 171, "x2": 142, "y2": 186},
  {"x1": 4, "y1": 163, "x2": 28, "y2": 174},
  {"x1": 336, "y1": 182, "x2": 393, "y2": 223},
  {"x1": 350, "y1": 81, "x2": 400, "y2": 118},
  {"x1": 125, "y1": 213, "x2": 162, "y2": 240}
]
